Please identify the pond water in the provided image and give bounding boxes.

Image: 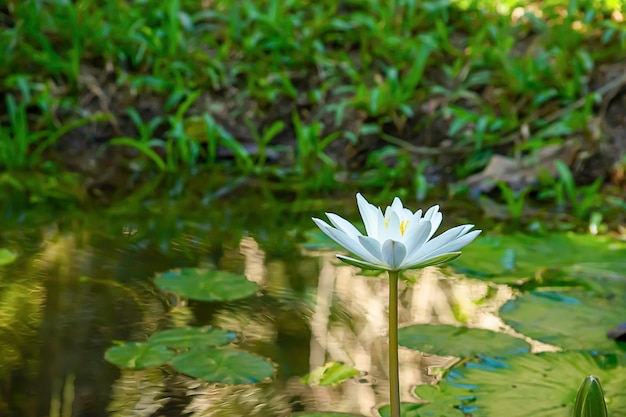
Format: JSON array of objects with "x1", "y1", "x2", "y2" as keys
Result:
[{"x1": 2, "y1": 184, "x2": 626, "y2": 417}]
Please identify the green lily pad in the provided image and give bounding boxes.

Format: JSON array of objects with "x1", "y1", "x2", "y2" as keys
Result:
[
  {"x1": 155, "y1": 268, "x2": 257, "y2": 302},
  {"x1": 378, "y1": 403, "x2": 427, "y2": 417},
  {"x1": 149, "y1": 326, "x2": 236, "y2": 348},
  {"x1": 302, "y1": 361, "x2": 360, "y2": 386},
  {"x1": 452, "y1": 233, "x2": 626, "y2": 285},
  {"x1": 105, "y1": 342, "x2": 175, "y2": 369},
  {"x1": 378, "y1": 395, "x2": 465, "y2": 417},
  {"x1": 0, "y1": 248, "x2": 17, "y2": 266},
  {"x1": 293, "y1": 411, "x2": 363, "y2": 417},
  {"x1": 398, "y1": 324, "x2": 530, "y2": 357},
  {"x1": 441, "y1": 351, "x2": 626, "y2": 417},
  {"x1": 171, "y1": 347, "x2": 274, "y2": 384},
  {"x1": 500, "y1": 287, "x2": 626, "y2": 352}
]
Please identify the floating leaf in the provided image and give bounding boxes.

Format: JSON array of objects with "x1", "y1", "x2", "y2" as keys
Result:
[
  {"x1": 413, "y1": 384, "x2": 468, "y2": 416},
  {"x1": 105, "y1": 342, "x2": 175, "y2": 369},
  {"x1": 302, "y1": 362, "x2": 360, "y2": 386},
  {"x1": 500, "y1": 288, "x2": 626, "y2": 352},
  {"x1": 155, "y1": 268, "x2": 257, "y2": 301},
  {"x1": 441, "y1": 351, "x2": 626, "y2": 417},
  {"x1": 378, "y1": 403, "x2": 427, "y2": 417},
  {"x1": 294, "y1": 413, "x2": 364, "y2": 417},
  {"x1": 378, "y1": 396, "x2": 465, "y2": 417},
  {"x1": 398, "y1": 324, "x2": 530, "y2": 357},
  {"x1": 452, "y1": 234, "x2": 626, "y2": 285},
  {"x1": 0, "y1": 249, "x2": 17, "y2": 266},
  {"x1": 171, "y1": 347, "x2": 274, "y2": 384},
  {"x1": 149, "y1": 326, "x2": 236, "y2": 349}
]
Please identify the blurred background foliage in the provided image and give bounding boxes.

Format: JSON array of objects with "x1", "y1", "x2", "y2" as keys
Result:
[{"x1": 0, "y1": 0, "x2": 625, "y2": 226}]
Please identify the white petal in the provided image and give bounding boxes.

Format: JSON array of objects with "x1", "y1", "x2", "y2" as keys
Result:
[
  {"x1": 378, "y1": 209, "x2": 388, "y2": 240},
  {"x1": 409, "y1": 229, "x2": 481, "y2": 265},
  {"x1": 357, "y1": 193, "x2": 380, "y2": 238},
  {"x1": 412, "y1": 209, "x2": 423, "y2": 222},
  {"x1": 386, "y1": 211, "x2": 402, "y2": 241},
  {"x1": 314, "y1": 220, "x2": 381, "y2": 264},
  {"x1": 336, "y1": 254, "x2": 386, "y2": 270},
  {"x1": 312, "y1": 217, "x2": 332, "y2": 231},
  {"x1": 424, "y1": 205, "x2": 440, "y2": 221},
  {"x1": 427, "y1": 212, "x2": 443, "y2": 240},
  {"x1": 382, "y1": 239, "x2": 406, "y2": 270},
  {"x1": 326, "y1": 212, "x2": 362, "y2": 239},
  {"x1": 358, "y1": 235, "x2": 383, "y2": 261},
  {"x1": 403, "y1": 221, "x2": 431, "y2": 255},
  {"x1": 423, "y1": 224, "x2": 473, "y2": 252},
  {"x1": 403, "y1": 224, "x2": 472, "y2": 265},
  {"x1": 427, "y1": 230, "x2": 481, "y2": 258},
  {"x1": 401, "y1": 208, "x2": 412, "y2": 219},
  {"x1": 391, "y1": 197, "x2": 403, "y2": 213},
  {"x1": 403, "y1": 252, "x2": 461, "y2": 269}
]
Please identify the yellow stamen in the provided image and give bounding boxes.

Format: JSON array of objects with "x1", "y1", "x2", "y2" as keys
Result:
[{"x1": 400, "y1": 220, "x2": 408, "y2": 236}]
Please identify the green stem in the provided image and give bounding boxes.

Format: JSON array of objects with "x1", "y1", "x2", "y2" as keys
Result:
[{"x1": 388, "y1": 269, "x2": 401, "y2": 417}]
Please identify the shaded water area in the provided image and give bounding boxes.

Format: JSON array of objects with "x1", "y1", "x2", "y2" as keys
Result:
[
  {"x1": 0, "y1": 181, "x2": 505, "y2": 417},
  {"x1": 3, "y1": 180, "x2": 626, "y2": 417}
]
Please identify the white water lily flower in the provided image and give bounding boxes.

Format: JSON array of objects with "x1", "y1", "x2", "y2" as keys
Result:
[{"x1": 313, "y1": 193, "x2": 481, "y2": 271}]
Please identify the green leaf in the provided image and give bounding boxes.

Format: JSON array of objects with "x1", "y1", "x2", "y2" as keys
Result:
[
  {"x1": 398, "y1": 324, "x2": 530, "y2": 357},
  {"x1": 293, "y1": 411, "x2": 363, "y2": 417},
  {"x1": 378, "y1": 403, "x2": 427, "y2": 417},
  {"x1": 500, "y1": 287, "x2": 626, "y2": 352},
  {"x1": 452, "y1": 233, "x2": 626, "y2": 285},
  {"x1": 302, "y1": 362, "x2": 360, "y2": 386},
  {"x1": 104, "y1": 342, "x2": 175, "y2": 369},
  {"x1": 171, "y1": 347, "x2": 274, "y2": 384},
  {"x1": 378, "y1": 397, "x2": 465, "y2": 417},
  {"x1": 149, "y1": 327, "x2": 237, "y2": 349},
  {"x1": 573, "y1": 376, "x2": 608, "y2": 417},
  {"x1": 155, "y1": 268, "x2": 257, "y2": 302},
  {"x1": 0, "y1": 249, "x2": 17, "y2": 266},
  {"x1": 441, "y1": 351, "x2": 626, "y2": 417}
]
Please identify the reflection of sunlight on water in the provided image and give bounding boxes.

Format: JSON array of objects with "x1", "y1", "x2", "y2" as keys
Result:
[
  {"x1": 299, "y1": 242, "x2": 559, "y2": 416},
  {"x1": 28, "y1": 228, "x2": 558, "y2": 417}
]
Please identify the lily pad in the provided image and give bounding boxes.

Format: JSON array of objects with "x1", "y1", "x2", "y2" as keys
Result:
[
  {"x1": 452, "y1": 233, "x2": 626, "y2": 285},
  {"x1": 105, "y1": 342, "x2": 175, "y2": 369},
  {"x1": 0, "y1": 249, "x2": 17, "y2": 266},
  {"x1": 302, "y1": 361, "x2": 360, "y2": 386},
  {"x1": 398, "y1": 324, "x2": 530, "y2": 357},
  {"x1": 441, "y1": 351, "x2": 626, "y2": 417},
  {"x1": 155, "y1": 268, "x2": 257, "y2": 302},
  {"x1": 378, "y1": 394, "x2": 465, "y2": 417},
  {"x1": 149, "y1": 326, "x2": 236, "y2": 348},
  {"x1": 500, "y1": 288, "x2": 626, "y2": 352},
  {"x1": 171, "y1": 347, "x2": 274, "y2": 384},
  {"x1": 293, "y1": 411, "x2": 363, "y2": 417}
]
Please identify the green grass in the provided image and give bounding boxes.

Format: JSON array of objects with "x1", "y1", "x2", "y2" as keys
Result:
[{"x1": 1, "y1": 0, "x2": 625, "y2": 219}]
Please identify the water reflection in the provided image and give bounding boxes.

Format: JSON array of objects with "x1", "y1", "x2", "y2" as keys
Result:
[{"x1": 0, "y1": 199, "x2": 506, "y2": 417}]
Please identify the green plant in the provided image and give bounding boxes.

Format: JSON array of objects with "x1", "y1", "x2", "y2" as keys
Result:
[
  {"x1": 244, "y1": 119, "x2": 286, "y2": 169},
  {"x1": 292, "y1": 112, "x2": 340, "y2": 187},
  {"x1": 553, "y1": 160, "x2": 602, "y2": 220},
  {"x1": 0, "y1": 94, "x2": 109, "y2": 171},
  {"x1": 496, "y1": 181, "x2": 531, "y2": 220}
]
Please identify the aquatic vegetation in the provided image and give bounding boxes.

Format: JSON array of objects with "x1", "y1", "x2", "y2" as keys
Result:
[
  {"x1": 573, "y1": 376, "x2": 609, "y2": 417},
  {"x1": 105, "y1": 268, "x2": 275, "y2": 384}
]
